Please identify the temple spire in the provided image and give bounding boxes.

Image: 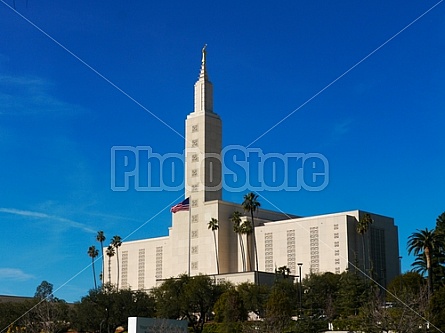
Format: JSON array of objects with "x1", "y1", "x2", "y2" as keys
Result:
[
  {"x1": 199, "y1": 44, "x2": 208, "y2": 80},
  {"x1": 194, "y1": 44, "x2": 213, "y2": 113},
  {"x1": 186, "y1": 45, "x2": 222, "y2": 202}
]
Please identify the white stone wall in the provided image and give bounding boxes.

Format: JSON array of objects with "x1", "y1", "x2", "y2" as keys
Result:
[
  {"x1": 109, "y1": 208, "x2": 399, "y2": 291},
  {"x1": 107, "y1": 52, "x2": 400, "y2": 292}
]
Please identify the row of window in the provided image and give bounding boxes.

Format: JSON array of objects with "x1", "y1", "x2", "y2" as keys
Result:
[
  {"x1": 122, "y1": 251, "x2": 129, "y2": 287},
  {"x1": 265, "y1": 232, "x2": 274, "y2": 272},
  {"x1": 287, "y1": 230, "x2": 296, "y2": 274},
  {"x1": 155, "y1": 247, "x2": 162, "y2": 279},
  {"x1": 310, "y1": 228, "x2": 320, "y2": 273}
]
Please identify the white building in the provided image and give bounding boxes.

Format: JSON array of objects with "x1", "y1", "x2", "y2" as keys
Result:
[{"x1": 109, "y1": 47, "x2": 400, "y2": 291}]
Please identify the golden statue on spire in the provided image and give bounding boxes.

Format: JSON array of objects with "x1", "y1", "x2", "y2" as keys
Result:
[{"x1": 202, "y1": 44, "x2": 207, "y2": 64}]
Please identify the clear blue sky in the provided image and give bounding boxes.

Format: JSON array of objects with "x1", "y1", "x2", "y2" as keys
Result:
[{"x1": 0, "y1": 0, "x2": 444, "y2": 302}]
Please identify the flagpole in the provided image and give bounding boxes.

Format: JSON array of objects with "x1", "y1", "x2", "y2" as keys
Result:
[{"x1": 188, "y1": 200, "x2": 191, "y2": 277}]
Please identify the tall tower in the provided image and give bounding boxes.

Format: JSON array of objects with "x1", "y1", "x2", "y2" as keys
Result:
[{"x1": 185, "y1": 46, "x2": 222, "y2": 205}]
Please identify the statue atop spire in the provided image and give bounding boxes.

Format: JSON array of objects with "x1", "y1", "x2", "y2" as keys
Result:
[
  {"x1": 199, "y1": 44, "x2": 208, "y2": 80},
  {"x1": 201, "y1": 44, "x2": 207, "y2": 64}
]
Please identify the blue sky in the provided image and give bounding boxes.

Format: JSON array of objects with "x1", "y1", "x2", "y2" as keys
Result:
[{"x1": 0, "y1": 0, "x2": 444, "y2": 302}]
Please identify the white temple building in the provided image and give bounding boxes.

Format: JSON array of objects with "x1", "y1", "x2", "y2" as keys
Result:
[{"x1": 109, "y1": 48, "x2": 400, "y2": 290}]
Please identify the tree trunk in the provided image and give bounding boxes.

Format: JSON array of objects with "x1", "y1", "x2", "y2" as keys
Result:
[
  {"x1": 100, "y1": 241, "x2": 104, "y2": 286},
  {"x1": 251, "y1": 211, "x2": 259, "y2": 272},
  {"x1": 425, "y1": 247, "x2": 433, "y2": 296},
  {"x1": 116, "y1": 249, "x2": 120, "y2": 289},
  {"x1": 246, "y1": 233, "x2": 252, "y2": 271},
  {"x1": 239, "y1": 235, "x2": 246, "y2": 272},
  {"x1": 213, "y1": 231, "x2": 219, "y2": 274},
  {"x1": 92, "y1": 258, "x2": 97, "y2": 289}
]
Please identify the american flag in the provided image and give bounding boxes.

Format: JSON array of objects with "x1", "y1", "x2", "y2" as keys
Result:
[{"x1": 170, "y1": 198, "x2": 190, "y2": 213}]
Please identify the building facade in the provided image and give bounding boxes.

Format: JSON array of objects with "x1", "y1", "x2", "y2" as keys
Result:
[{"x1": 108, "y1": 48, "x2": 400, "y2": 291}]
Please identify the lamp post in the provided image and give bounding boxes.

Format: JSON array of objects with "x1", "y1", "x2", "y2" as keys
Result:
[
  {"x1": 398, "y1": 256, "x2": 402, "y2": 275},
  {"x1": 298, "y1": 262, "x2": 303, "y2": 317}
]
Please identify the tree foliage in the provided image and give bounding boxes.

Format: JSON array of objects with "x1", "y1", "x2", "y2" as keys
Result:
[
  {"x1": 111, "y1": 235, "x2": 122, "y2": 288},
  {"x1": 0, "y1": 281, "x2": 70, "y2": 333},
  {"x1": 356, "y1": 213, "x2": 373, "y2": 275},
  {"x1": 151, "y1": 274, "x2": 221, "y2": 333},
  {"x1": 237, "y1": 282, "x2": 269, "y2": 318},
  {"x1": 88, "y1": 245, "x2": 99, "y2": 289},
  {"x1": 231, "y1": 211, "x2": 246, "y2": 272},
  {"x1": 34, "y1": 280, "x2": 54, "y2": 300},
  {"x1": 264, "y1": 279, "x2": 297, "y2": 332},
  {"x1": 302, "y1": 272, "x2": 341, "y2": 319},
  {"x1": 242, "y1": 192, "x2": 260, "y2": 271},
  {"x1": 208, "y1": 218, "x2": 220, "y2": 274},
  {"x1": 213, "y1": 285, "x2": 247, "y2": 332},
  {"x1": 72, "y1": 283, "x2": 155, "y2": 333},
  {"x1": 96, "y1": 230, "x2": 106, "y2": 285},
  {"x1": 408, "y1": 228, "x2": 444, "y2": 296}
]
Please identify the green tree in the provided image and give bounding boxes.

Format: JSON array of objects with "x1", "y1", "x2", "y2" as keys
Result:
[
  {"x1": 152, "y1": 274, "x2": 220, "y2": 333},
  {"x1": 106, "y1": 244, "x2": 115, "y2": 283},
  {"x1": 302, "y1": 272, "x2": 341, "y2": 320},
  {"x1": 242, "y1": 192, "x2": 260, "y2": 272},
  {"x1": 24, "y1": 281, "x2": 71, "y2": 333},
  {"x1": 410, "y1": 251, "x2": 445, "y2": 289},
  {"x1": 335, "y1": 271, "x2": 370, "y2": 317},
  {"x1": 384, "y1": 271, "x2": 432, "y2": 331},
  {"x1": 411, "y1": 253, "x2": 429, "y2": 276},
  {"x1": 208, "y1": 217, "x2": 220, "y2": 274},
  {"x1": 275, "y1": 265, "x2": 291, "y2": 279},
  {"x1": 356, "y1": 213, "x2": 373, "y2": 275},
  {"x1": 0, "y1": 300, "x2": 38, "y2": 333},
  {"x1": 96, "y1": 230, "x2": 106, "y2": 286},
  {"x1": 0, "y1": 282, "x2": 69, "y2": 333},
  {"x1": 435, "y1": 212, "x2": 445, "y2": 235},
  {"x1": 88, "y1": 245, "x2": 99, "y2": 289},
  {"x1": 151, "y1": 277, "x2": 183, "y2": 319},
  {"x1": 35, "y1": 280, "x2": 55, "y2": 300},
  {"x1": 72, "y1": 283, "x2": 155, "y2": 333},
  {"x1": 434, "y1": 212, "x2": 445, "y2": 285},
  {"x1": 241, "y1": 219, "x2": 253, "y2": 272},
  {"x1": 111, "y1": 235, "x2": 122, "y2": 288},
  {"x1": 231, "y1": 211, "x2": 246, "y2": 272},
  {"x1": 386, "y1": 271, "x2": 425, "y2": 303},
  {"x1": 237, "y1": 282, "x2": 269, "y2": 319},
  {"x1": 213, "y1": 286, "x2": 247, "y2": 332},
  {"x1": 359, "y1": 277, "x2": 430, "y2": 333},
  {"x1": 264, "y1": 280, "x2": 297, "y2": 332},
  {"x1": 408, "y1": 228, "x2": 443, "y2": 296},
  {"x1": 430, "y1": 285, "x2": 445, "y2": 331}
]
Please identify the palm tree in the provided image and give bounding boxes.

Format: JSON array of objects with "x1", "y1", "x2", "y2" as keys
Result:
[
  {"x1": 96, "y1": 231, "x2": 106, "y2": 286},
  {"x1": 276, "y1": 265, "x2": 291, "y2": 279},
  {"x1": 407, "y1": 228, "x2": 443, "y2": 296},
  {"x1": 111, "y1": 235, "x2": 122, "y2": 288},
  {"x1": 208, "y1": 218, "x2": 220, "y2": 274},
  {"x1": 356, "y1": 213, "x2": 373, "y2": 275},
  {"x1": 241, "y1": 219, "x2": 253, "y2": 271},
  {"x1": 411, "y1": 253, "x2": 428, "y2": 276},
  {"x1": 242, "y1": 192, "x2": 260, "y2": 271},
  {"x1": 231, "y1": 211, "x2": 246, "y2": 272},
  {"x1": 106, "y1": 245, "x2": 115, "y2": 283},
  {"x1": 87, "y1": 245, "x2": 99, "y2": 289}
]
